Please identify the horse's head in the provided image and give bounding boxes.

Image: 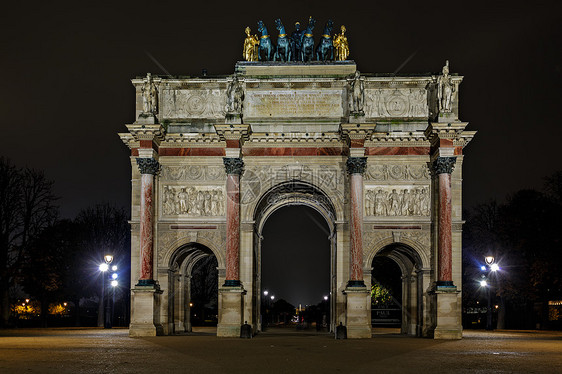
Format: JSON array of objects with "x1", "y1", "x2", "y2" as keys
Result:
[
  {"x1": 257, "y1": 20, "x2": 265, "y2": 34},
  {"x1": 274, "y1": 18, "x2": 282, "y2": 31},
  {"x1": 326, "y1": 19, "x2": 334, "y2": 33}
]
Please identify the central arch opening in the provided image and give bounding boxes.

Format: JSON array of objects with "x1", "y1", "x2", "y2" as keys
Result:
[
  {"x1": 261, "y1": 205, "x2": 330, "y2": 332},
  {"x1": 252, "y1": 180, "x2": 337, "y2": 334}
]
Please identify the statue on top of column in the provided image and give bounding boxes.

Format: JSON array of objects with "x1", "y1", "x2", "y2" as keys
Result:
[
  {"x1": 243, "y1": 27, "x2": 259, "y2": 61},
  {"x1": 333, "y1": 25, "x2": 349, "y2": 61},
  {"x1": 437, "y1": 60, "x2": 455, "y2": 113},
  {"x1": 226, "y1": 76, "x2": 244, "y2": 114},
  {"x1": 141, "y1": 73, "x2": 158, "y2": 114},
  {"x1": 349, "y1": 70, "x2": 365, "y2": 115}
]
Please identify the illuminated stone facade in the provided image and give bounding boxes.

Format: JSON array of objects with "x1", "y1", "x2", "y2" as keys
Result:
[{"x1": 120, "y1": 61, "x2": 475, "y2": 339}]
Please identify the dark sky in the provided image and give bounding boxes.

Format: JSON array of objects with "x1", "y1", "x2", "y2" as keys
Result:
[
  {"x1": 2, "y1": 1, "x2": 561, "y2": 217},
  {"x1": 2, "y1": 2, "x2": 561, "y2": 303}
]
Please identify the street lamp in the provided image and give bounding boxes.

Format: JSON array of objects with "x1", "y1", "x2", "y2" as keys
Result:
[
  {"x1": 99, "y1": 254, "x2": 114, "y2": 329},
  {"x1": 481, "y1": 255, "x2": 497, "y2": 331}
]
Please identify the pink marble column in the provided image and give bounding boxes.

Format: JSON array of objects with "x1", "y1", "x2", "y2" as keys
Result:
[
  {"x1": 432, "y1": 157, "x2": 456, "y2": 287},
  {"x1": 223, "y1": 157, "x2": 244, "y2": 287},
  {"x1": 346, "y1": 157, "x2": 367, "y2": 287},
  {"x1": 136, "y1": 158, "x2": 160, "y2": 286}
]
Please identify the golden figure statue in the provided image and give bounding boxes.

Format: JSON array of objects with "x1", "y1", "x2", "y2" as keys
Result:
[
  {"x1": 333, "y1": 25, "x2": 349, "y2": 61},
  {"x1": 243, "y1": 27, "x2": 259, "y2": 61}
]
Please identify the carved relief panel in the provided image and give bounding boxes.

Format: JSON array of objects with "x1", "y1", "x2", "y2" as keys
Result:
[
  {"x1": 160, "y1": 89, "x2": 226, "y2": 119},
  {"x1": 364, "y1": 88, "x2": 428, "y2": 118},
  {"x1": 161, "y1": 185, "x2": 225, "y2": 217},
  {"x1": 365, "y1": 186, "x2": 430, "y2": 217},
  {"x1": 365, "y1": 164, "x2": 430, "y2": 182}
]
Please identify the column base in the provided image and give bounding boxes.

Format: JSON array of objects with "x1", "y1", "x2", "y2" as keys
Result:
[
  {"x1": 129, "y1": 285, "x2": 164, "y2": 337},
  {"x1": 432, "y1": 287, "x2": 462, "y2": 340},
  {"x1": 217, "y1": 286, "x2": 246, "y2": 337},
  {"x1": 344, "y1": 286, "x2": 371, "y2": 339}
]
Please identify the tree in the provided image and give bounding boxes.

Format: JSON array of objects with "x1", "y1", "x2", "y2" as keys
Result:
[
  {"x1": 21, "y1": 220, "x2": 79, "y2": 327},
  {"x1": 0, "y1": 157, "x2": 58, "y2": 327}
]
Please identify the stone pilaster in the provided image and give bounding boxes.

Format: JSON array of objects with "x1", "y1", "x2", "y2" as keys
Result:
[{"x1": 431, "y1": 156, "x2": 456, "y2": 288}]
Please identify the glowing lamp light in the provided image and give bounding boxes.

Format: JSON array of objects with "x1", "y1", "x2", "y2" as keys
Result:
[
  {"x1": 480, "y1": 265, "x2": 487, "y2": 271},
  {"x1": 491, "y1": 264, "x2": 500, "y2": 272},
  {"x1": 99, "y1": 263, "x2": 109, "y2": 272},
  {"x1": 480, "y1": 280, "x2": 488, "y2": 287},
  {"x1": 263, "y1": 290, "x2": 269, "y2": 296},
  {"x1": 112, "y1": 273, "x2": 118, "y2": 280},
  {"x1": 104, "y1": 255, "x2": 113, "y2": 264},
  {"x1": 485, "y1": 256, "x2": 495, "y2": 265},
  {"x1": 324, "y1": 296, "x2": 329, "y2": 301},
  {"x1": 111, "y1": 265, "x2": 118, "y2": 271},
  {"x1": 270, "y1": 295, "x2": 275, "y2": 301},
  {"x1": 111, "y1": 280, "x2": 118, "y2": 287}
]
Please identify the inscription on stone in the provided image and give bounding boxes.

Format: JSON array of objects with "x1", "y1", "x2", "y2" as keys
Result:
[{"x1": 245, "y1": 90, "x2": 344, "y2": 118}]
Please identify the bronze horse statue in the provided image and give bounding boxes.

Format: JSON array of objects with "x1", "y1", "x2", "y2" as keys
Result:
[
  {"x1": 257, "y1": 20, "x2": 275, "y2": 61},
  {"x1": 300, "y1": 16, "x2": 316, "y2": 62},
  {"x1": 274, "y1": 19, "x2": 291, "y2": 62},
  {"x1": 315, "y1": 19, "x2": 334, "y2": 62}
]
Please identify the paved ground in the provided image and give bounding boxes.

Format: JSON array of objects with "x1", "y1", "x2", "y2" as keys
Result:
[{"x1": 0, "y1": 327, "x2": 561, "y2": 373}]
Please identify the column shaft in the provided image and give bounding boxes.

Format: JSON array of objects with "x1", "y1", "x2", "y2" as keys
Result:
[
  {"x1": 225, "y1": 173, "x2": 241, "y2": 283},
  {"x1": 350, "y1": 173, "x2": 364, "y2": 282},
  {"x1": 438, "y1": 172, "x2": 452, "y2": 283},
  {"x1": 139, "y1": 172, "x2": 154, "y2": 283}
]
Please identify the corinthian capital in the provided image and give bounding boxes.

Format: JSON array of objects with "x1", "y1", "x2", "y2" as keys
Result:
[
  {"x1": 223, "y1": 157, "x2": 244, "y2": 175},
  {"x1": 136, "y1": 158, "x2": 160, "y2": 175},
  {"x1": 432, "y1": 157, "x2": 456, "y2": 175},
  {"x1": 346, "y1": 157, "x2": 367, "y2": 175}
]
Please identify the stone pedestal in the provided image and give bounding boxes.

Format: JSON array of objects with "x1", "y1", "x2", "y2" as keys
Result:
[
  {"x1": 217, "y1": 287, "x2": 245, "y2": 337},
  {"x1": 344, "y1": 287, "x2": 371, "y2": 339},
  {"x1": 129, "y1": 286, "x2": 163, "y2": 337},
  {"x1": 433, "y1": 289, "x2": 462, "y2": 340}
]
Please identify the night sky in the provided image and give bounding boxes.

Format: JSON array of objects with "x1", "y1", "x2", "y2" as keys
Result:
[{"x1": 2, "y1": 1, "x2": 561, "y2": 304}]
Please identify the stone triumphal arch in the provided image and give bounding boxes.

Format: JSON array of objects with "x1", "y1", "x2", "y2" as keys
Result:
[{"x1": 120, "y1": 53, "x2": 475, "y2": 339}]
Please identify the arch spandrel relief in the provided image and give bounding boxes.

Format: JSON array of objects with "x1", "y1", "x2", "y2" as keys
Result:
[
  {"x1": 363, "y1": 230, "x2": 431, "y2": 269},
  {"x1": 158, "y1": 229, "x2": 226, "y2": 268},
  {"x1": 239, "y1": 163, "x2": 347, "y2": 222}
]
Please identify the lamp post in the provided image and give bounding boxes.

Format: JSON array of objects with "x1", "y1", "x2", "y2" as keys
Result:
[
  {"x1": 99, "y1": 254, "x2": 113, "y2": 329},
  {"x1": 110, "y1": 271, "x2": 118, "y2": 328},
  {"x1": 480, "y1": 255, "x2": 498, "y2": 331}
]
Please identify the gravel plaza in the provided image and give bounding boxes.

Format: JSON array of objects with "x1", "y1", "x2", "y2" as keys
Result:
[{"x1": 1, "y1": 328, "x2": 561, "y2": 373}]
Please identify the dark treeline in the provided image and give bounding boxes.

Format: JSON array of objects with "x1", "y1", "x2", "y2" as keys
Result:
[
  {"x1": 463, "y1": 171, "x2": 562, "y2": 329},
  {"x1": 0, "y1": 157, "x2": 130, "y2": 328}
]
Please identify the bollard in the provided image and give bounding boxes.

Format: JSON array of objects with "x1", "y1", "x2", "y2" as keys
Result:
[
  {"x1": 240, "y1": 321, "x2": 252, "y2": 339},
  {"x1": 335, "y1": 322, "x2": 347, "y2": 339}
]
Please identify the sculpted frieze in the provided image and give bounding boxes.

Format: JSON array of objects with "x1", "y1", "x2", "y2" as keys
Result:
[
  {"x1": 365, "y1": 164, "x2": 430, "y2": 181},
  {"x1": 365, "y1": 186, "x2": 430, "y2": 217},
  {"x1": 162, "y1": 185, "x2": 225, "y2": 216},
  {"x1": 161, "y1": 89, "x2": 226, "y2": 119},
  {"x1": 160, "y1": 165, "x2": 225, "y2": 182},
  {"x1": 364, "y1": 88, "x2": 428, "y2": 118}
]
